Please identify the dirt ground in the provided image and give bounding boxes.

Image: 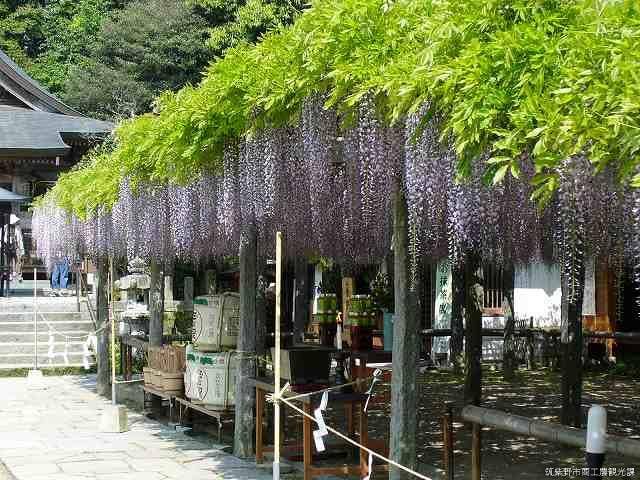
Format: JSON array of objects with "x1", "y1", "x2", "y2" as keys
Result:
[
  {"x1": 279, "y1": 367, "x2": 640, "y2": 479},
  {"x1": 380, "y1": 367, "x2": 639, "y2": 479}
]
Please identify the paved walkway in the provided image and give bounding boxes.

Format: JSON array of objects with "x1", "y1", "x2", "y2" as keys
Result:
[{"x1": 0, "y1": 375, "x2": 273, "y2": 480}]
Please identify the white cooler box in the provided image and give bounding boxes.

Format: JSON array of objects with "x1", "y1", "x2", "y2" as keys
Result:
[{"x1": 192, "y1": 293, "x2": 240, "y2": 351}]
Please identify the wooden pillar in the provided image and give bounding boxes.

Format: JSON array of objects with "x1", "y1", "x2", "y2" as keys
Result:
[
  {"x1": 149, "y1": 260, "x2": 163, "y2": 347},
  {"x1": 560, "y1": 259, "x2": 585, "y2": 427},
  {"x1": 184, "y1": 276, "x2": 194, "y2": 311},
  {"x1": 450, "y1": 262, "x2": 465, "y2": 373},
  {"x1": 442, "y1": 402, "x2": 454, "y2": 480},
  {"x1": 463, "y1": 252, "x2": 483, "y2": 407},
  {"x1": 471, "y1": 423, "x2": 481, "y2": 480},
  {"x1": 389, "y1": 185, "x2": 420, "y2": 480},
  {"x1": 234, "y1": 227, "x2": 257, "y2": 458},
  {"x1": 95, "y1": 257, "x2": 110, "y2": 397},
  {"x1": 502, "y1": 265, "x2": 517, "y2": 381},
  {"x1": 293, "y1": 257, "x2": 309, "y2": 344}
]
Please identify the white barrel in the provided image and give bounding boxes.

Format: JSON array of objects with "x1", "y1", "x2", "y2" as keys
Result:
[
  {"x1": 192, "y1": 293, "x2": 240, "y2": 351},
  {"x1": 184, "y1": 347, "x2": 201, "y2": 401},
  {"x1": 196, "y1": 351, "x2": 239, "y2": 410}
]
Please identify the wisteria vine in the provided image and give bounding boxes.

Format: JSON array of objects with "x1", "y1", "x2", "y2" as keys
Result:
[{"x1": 33, "y1": 98, "x2": 640, "y2": 309}]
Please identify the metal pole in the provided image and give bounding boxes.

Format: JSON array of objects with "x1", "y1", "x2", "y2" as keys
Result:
[
  {"x1": 33, "y1": 267, "x2": 37, "y2": 370},
  {"x1": 273, "y1": 231, "x2": 283, "y2": 480},
  {"x1": 109, "y1": 256, "x2": 116, "y2": 406},
  {"x1": 76, "y1": 261, "x2": 80, "y2": 313}
]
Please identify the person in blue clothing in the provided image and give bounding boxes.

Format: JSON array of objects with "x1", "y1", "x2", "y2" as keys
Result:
[{"x1": 50, "y1": 252, "x2": 70, "y2": 296}]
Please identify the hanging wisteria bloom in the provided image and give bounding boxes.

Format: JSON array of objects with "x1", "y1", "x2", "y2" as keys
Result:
[
  {"x1": 32, "y1": 201, "x2": 82, "y2": 271},
  {"x1": 404, "y1": 108, "x2": 453, "y2": 266},
  {"x1": 301, "y1": 96, "x2": 344, "y2": 260},
  {"x1": 342, "y1": 96, "x2": 400, "y2": 266}
]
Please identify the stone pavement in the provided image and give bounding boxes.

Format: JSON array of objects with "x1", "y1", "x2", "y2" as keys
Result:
[{"x1": 0, "y1": 375, "x2": 274, "y2": 480}]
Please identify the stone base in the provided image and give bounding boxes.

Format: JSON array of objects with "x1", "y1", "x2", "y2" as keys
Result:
[
  {"x1": 99, "y1": 404, "x2": 128, "y2": 433},
  {"x1": 26, "y1": 370, "x2": 46, "y2": 390}
]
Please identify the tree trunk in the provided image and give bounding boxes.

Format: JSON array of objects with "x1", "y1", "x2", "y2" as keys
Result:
[
  {"x1": 234, "y1": 227, "x2": 257, "y2": 458},
  {"x1": 148, "y1": 260, "x2": 163, "y2": 347},
  {"x1": 463, "y1": 253, "x2": 483, "y2": 406},
  {"x1": 293, "y1": 257, "x2": 309, "y2": 344},
  {"x1": 450, "y1": 262, "x2": 465, "y2": 374},
  {"x1": 560, "y1": 262, "x2": 585, "y2": 427},
  {"x1": 502, "y1": 265, "x2": 516, "y2": 382},
  {"x1": 256, "y1": 269, "x2": 267, "y2": 360},
  {"x1": 389, "y1": 185, "x2": 420, "y2": 480},
  {"x1": 95, "y1": 257, "x2": 110, "y2": 397}
]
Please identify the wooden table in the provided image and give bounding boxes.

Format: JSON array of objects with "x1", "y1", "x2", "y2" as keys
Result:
[
  {"x1": 174, "y1": 397, "x2": 234, "y2": 443},
  {"x1": 251, "y1": 377, "x2": 385, "y2": 480},
  {"x1": 349, "y1": 350, "x2": 392, "y2": 386}
]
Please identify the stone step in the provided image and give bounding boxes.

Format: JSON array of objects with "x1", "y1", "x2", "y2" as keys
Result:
[
  {"x1": 0, "y1": 362, "x2": 92, "y2": 369},
  {"x1": 0, "y1": 297, "x2": 94, "y2": 313},
  {"x1": 0, "y1": 331, "x2": 93, "y2": 343},
  {"x1": 0, "y1": 312, "x2": 84, "y2": 322},
  {"x1": 0, "y1": 352, "x2": 92, "y2": 367},
  {"x1": 0, "y1": 342, "x2": 88, "y2": 356},
  {"x1": 0, "y1": 319, "x2": 94, "y2": 333}
]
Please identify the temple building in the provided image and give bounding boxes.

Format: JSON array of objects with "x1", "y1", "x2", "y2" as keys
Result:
[{"x1": 0, "y1": 49, "x2": 113, "y2": 262}]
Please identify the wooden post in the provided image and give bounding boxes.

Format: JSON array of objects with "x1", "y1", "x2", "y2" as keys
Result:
[
  {"x1": 502, "y1": 265, "x2": 516, "y2": 381},
  {"x1": 302, "y1": 401, "x2": 312, "y2": 480},
  {"x1": 234, "y1": 227, "x2": 257, "y2": 458},
  {"x1": 389, "y1": 185, "x2": 420, "y2": 480},
  {"x1": 274, "y1": 232, "x2": 284, "y2": 480},
  {"x1": 450, "y1": 262, "x2": 465, "y2": 374},
  {"x1": 442, "y1": 402, "x2": 454, "y2": 480},
  {"x1": 471, "y1": 423, "x2": 481, "y2": 480},
  {"x1": 149, "y1": 260, "x2": 163, "y2": 347},
  {"x1": 164, "y1": 275, "x2": 174, "y2": 304},
  {"x1": 464, "y1": 252, "x2": 483, "y2": 406},
  {"x1": 184, "y1": 276, "x2": 194, "y2": 311},
  {"x1": 255, "y1": 387, "x2": 265, "y2": 464},
  {"x1": 293, "y1": 257, "x2": 309, "y2": 344},
  {"x1": 95, "y1": 257, "x2": 110, "y2": 397},
  {"x1": 527, "y1": 317, "x2": 536, "y2": 370},
  {"x1": 560, "y1": 259, "x2": 585, "y2": 427}
]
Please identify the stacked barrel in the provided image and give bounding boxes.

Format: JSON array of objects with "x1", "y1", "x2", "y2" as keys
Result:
[
  {"x1": 314, "y1": 293, "x2": 338, "y2": 346},
  {"x1": 349, "y1": 294, "x2": 376, "y2": 350},
  {"x1": 184, "y1": 293, "x2": 240, "y2": 410},
  {"x1": 144, "y1": 345, "x2": 186, "y2": 395}
]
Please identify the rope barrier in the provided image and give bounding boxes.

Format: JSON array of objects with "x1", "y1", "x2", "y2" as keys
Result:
[
  {"x1": 38, "y1": 312, "x2": 92, "y2": 341},
  {"x1": 282, "y1": 377, "x2": 371, "y2": 402}
]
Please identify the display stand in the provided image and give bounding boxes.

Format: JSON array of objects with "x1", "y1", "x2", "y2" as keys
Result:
[{"x1": 174, "y1": 397, "x2": 234, "y2": 443}]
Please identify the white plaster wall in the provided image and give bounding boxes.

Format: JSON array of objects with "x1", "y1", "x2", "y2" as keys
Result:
[
  {"x1": 514, "y1": 259, "x2": 596, "y2": 329},
  {"x1": 514, "y1": 263, "x2": 562, "y2": 328}
]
